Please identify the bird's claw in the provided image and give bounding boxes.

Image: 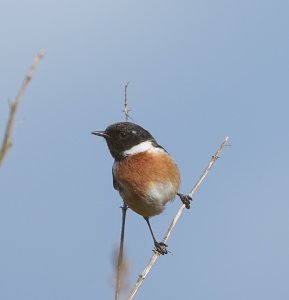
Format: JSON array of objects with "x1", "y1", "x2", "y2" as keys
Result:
[
  {"x1": 177, "y1": 193, "x2": 192, "y2": 209},
  {"x1": 154, "y1": 241, "x2": 168, "y2": 255}
]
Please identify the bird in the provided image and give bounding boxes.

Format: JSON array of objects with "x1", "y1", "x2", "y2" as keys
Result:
[{"x1": 92, "y1": 122, "x2": 191, "y2": 254}]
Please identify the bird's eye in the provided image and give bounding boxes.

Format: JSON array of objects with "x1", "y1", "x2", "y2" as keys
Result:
[{"x1": 119, "y1": 132, "x2": 127, "y2": 139}]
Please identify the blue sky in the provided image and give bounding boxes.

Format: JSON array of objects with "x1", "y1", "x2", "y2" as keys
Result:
[{"x1": 1, "y1": 0, "x2": 289, "y2": 299}]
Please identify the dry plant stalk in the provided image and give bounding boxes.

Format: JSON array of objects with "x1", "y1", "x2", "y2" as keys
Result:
[
  {"x1": 126, "y1": 136, "x2": 229, "y2": 300},
  {"x1": 0, "y1": 50, "x2": 45, "y2": 165},
  {"x1": 115, "y1": 82, "x2": 130, "y2": 300},
  {"x1": 122, "y1": 82, "x2": 131, "y2": 121},
  {"x1": 115, "y1": 202, "x2": 128, "y2": 300}
]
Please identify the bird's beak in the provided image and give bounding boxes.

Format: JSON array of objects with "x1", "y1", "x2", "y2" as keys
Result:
[{"x1": 91, "y1": 130, "x2": 110, "y2": 138}]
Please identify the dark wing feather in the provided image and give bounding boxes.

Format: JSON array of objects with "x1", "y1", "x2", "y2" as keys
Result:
[{"x1": 112, "y1": 168, "x2": 120, "y2": 191}]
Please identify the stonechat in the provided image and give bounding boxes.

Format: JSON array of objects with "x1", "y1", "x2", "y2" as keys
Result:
[{"x1": 92, "y1": 122, "x2": 191, "y2": 254}]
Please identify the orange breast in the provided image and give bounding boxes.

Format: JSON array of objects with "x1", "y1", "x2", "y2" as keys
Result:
[{"x1": 114, "y1": 151, "x2": 180, "y2": 217}]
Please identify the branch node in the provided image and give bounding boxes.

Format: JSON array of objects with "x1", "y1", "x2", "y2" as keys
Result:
[{"x1": 122, "y1": 82, "x2": 133, "y2": 122}]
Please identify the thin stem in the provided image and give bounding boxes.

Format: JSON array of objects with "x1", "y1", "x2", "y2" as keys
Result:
[
  {"x1": 115, "y1": 203, "x2": 128, "y2": 300},
  {"x1": 0, "y1": 50, "x2": 45, "y2": 166},
  {"x1": 126, "y1": 136, "x2": 230, "y2": 300},
  {"x1": 123, "y1": 82, "x2": 131, "y2": 122},
  {"x1": 115, "y1": 82, "x2": 131, "y2": 299}
]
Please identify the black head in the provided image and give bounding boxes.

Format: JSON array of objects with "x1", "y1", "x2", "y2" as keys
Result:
[{"x1": 92, "y1": 122, "x2": 160, "y2": 160}]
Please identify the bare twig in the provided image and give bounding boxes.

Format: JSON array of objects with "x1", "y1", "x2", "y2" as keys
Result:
[
  {"x1": 0, "y1": 50, "x2": 45, "y2": 166},
  {"x1": 115, "y1": 83, "x2": 131, "y2": 300},
  {"x1": 115, "y1": 204, "x2": 128, "y2": 300},
  {"x1": 126, "y1": 136, "x2": 230, "y2": 300},
  {"x1": 122, "y1": 82, "x2": 131, "y2": 122}
]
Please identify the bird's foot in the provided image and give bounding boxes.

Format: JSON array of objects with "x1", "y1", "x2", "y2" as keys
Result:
[
  {"x1": 154, "y1": 241, "x2": 168, "y2": 255},
  {"x1": 177, "y1": 193, "x2": 192, "y2": 209}
]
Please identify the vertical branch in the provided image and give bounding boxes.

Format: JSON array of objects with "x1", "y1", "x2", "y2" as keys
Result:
[
  {"x1": 123, "y1": 82, "x2": 130, "y2": 122},
  {"x1": 115, "y1": 82, "x2": 131, "y2": 300},
  {"x1": 0, "y1": 50, "x2": 45, "y2": 166},
  {"x1": 126, "y1": 136, "x2": 230, "y2": 299},
  {"x1": 115, "y1": 202, "x2": 128, "y2": 300}
]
